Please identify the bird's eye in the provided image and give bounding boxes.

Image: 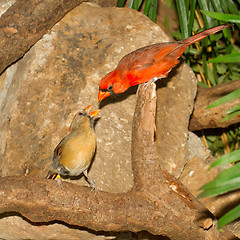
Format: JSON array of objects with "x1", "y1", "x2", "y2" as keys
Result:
[
  {"x1": 78, "y1": 112, "x2": 83, "y2": 116},
  {"x1": 107, "y1": 85, "x2": 113, "y2": 91}
]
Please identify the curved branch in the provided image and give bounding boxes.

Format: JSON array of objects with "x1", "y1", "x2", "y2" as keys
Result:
[
  {"x1": 0, "y1": 0, "x2": 114, "y2": 75},
  {"x1": 189, "y1": 80, "x2": 240, "y2": 131},
  {"x1": 0, "y1": 83, "x2": 234, "y2": 239}
]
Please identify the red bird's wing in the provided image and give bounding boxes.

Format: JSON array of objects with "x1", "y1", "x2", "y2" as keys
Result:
[
  {"x1": 117, "y1": 44, "x2": 165, "y2": 72},
  {"x1": 116, "y1": 42, "x2": 185, "y2": 86}
]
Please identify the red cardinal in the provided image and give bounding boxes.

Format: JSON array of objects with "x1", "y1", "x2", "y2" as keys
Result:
[{"x1": 98, "y1": 24, "x2": 232, "y2": 102}]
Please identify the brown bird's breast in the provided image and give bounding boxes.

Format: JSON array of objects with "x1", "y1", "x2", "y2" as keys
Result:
[{"x1": 59, "y1": 129, "x2": 96, "y2": 176}]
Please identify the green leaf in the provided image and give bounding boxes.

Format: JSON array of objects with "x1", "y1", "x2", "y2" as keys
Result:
[
  {"x1": 210, "y1": 0, "x2": 223, "y2": 14},
  {"x1": 198, "y1": 163, "x2": 240, "y2": 198},
  {"x1": 227, "y1": 0, "x2": 240, "y2": 15},
  {"x1": 205, "y1": 162, "x2": 240, "y2": 186},
  {"x1": 147, "y1": 0, "x2": 157, "y2": 22},
  {"x1": 117, "y1": 0, "x2": 126, "y2": 7},
  {"x1": 206, "y1": 64, "x2": 216, "y2": 86},
  {"x1": 128, "y1": 0, "x2": 134, "y2": 8},
  {"x1": 198, "y1": 0, "x2": 215, "y2": 28},
  {"x1": 133, "y1": 0, "x2": 144, "y2": 10},
  {"x1": 218, "y1": 204, "x2": 240, "y2": 229},
  {"x1": 201, "y1": 10, "x2": 240, "y2": 23},
  {"x1": 210, "y1": 149, "x2": 240, "y2": 168},
  {"x1": 198, "y1": 180, "x2": 240, "y2": 198},
  {"x1": 225, "y1": 103, "x2": 240, "y2": 114},
  {"x1": 143, "y1": 0, "x2": 151, "y2": 15},
  {"x1": 226, "y1": 0, "x2": 240, "y2": 30},
  {"x1": 216, "y1": 63, "x2": 227, "y2": 74},
  {"x1": 222, "y1": 111, "x2": 240, "y2": 121},
  {"x1": 207, "y1": 88, "x2": 240, "y2": 109},
  {"x1": 175, "y1": 0, "x2": 189, "y2": 39},
  {"x1": 188, "y1": 0, "x2": 197, "y2": 34},
  {"x1": 208, "y1": 53, "x2": 240, "y2": 63}
]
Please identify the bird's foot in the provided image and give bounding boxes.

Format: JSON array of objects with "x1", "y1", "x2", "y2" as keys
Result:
[
  {"x1": 137, "y1": 77, "x2": 158, "y2": 96},
  {"x1": 90, "y1": 179, "x2": 98, "y2": 195},
  {"x1": 56, "y1": 174, "x2": 63, "y2": 189},
  {"x1": 144, "y1": 77, "x2": 158, "y2": 91},
  {"x1": 83, "y1": 170, "x2": 98, "y2": 194}
]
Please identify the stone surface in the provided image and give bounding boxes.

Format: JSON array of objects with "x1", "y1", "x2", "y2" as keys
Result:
[
  {"x1": 0, "y1": 215, "x2": 115, "y2": 240},
  {"x1": 0, "y1": 1, "x2": 238, "y2": 240},
  {"x1": 181, "y1": 133, "x2": 240, "y2": 238},
  {"x1": 0, "y1": 2, "x2": 171, "y2": 193},
  {"x1": 0, "y1": 2, "x2": 172, "y2": 239},
  {"x1": 0, "y1": 0, "x2": 16, "y2": 17},
  {"x1": 155, "y1": 63, "x2": 197, "y2": 178}
]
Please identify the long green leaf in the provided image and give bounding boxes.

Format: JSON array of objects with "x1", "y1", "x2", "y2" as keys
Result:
[
  {"x1": 226, "y1": 0, "x2": 240, "y2": 30},
  {"x1": 219, "y1": 0, "x2": 230, "y2": 13},
  {"x1": 208, "y1": 53, "x2": 240, "y2": 63},
  {"x1": 210, "y1": 149, "x2": 240, "y2": 168},
  {"x1": 198, "y1": 0, "x2": 215, "y2": 28},
  {"x1": 198, "y1": 163, "x2": 240, "y2": 198},
  {"x1": 117, "y1": 0, "x2": 126, "y2": 7},
  {"x1": 227, "y1": 0, "x2": 240, "y2": 15},
  {"x1": 198, "y1": 179, "x2": 240, "y2": 198},
  {"x1": 148, "y1": 0, "x2": 157, "y2": 22},
  {"x1": 188, "y1": 0, "x2": 197, "y2": 34},
  {"x1": 210, "y1": 0, "x2": 223, "y2": 14},
  {"x1": 206, "y1": 63, "x2": 216, "y2": 85},
  {"x1": 175, "y1": 0, "x2": 189, "y2": 39},
  {"x1": 225, "y1": 104, "x2": 240, "y2": 114},
  {"x1": 210, "y1": 0, "x2": 232, "y2": 42},
  {"x1": 128, "y1": 0, "x2": 134, "y2": 8},
  {"x1": 201, "y1": 10, "x2": 240, "y2": 23},
  {"x1": 204, "y1": 162, "x2": 240, "y2": 187},
  {"x1": 143, "y1": 0, "x2": 151, "y2": 15},
  {"x1": 222, "y1": 109, "x2": 240, "y2": 121},
  {"x1": 218, "y1": 204, "x2": 240, "y2": 229},
  {"x1": 133, "y1": 0, "x2": 144, "y2": 10},
  {"x1": 207, "y1": 88, "x2": 240, "y2": 109}
]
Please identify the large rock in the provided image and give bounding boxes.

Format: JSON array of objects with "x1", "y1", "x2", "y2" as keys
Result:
[
  {"x1": 1, "y1": 1, "x2": 237, "y2": 239},
  {"x1": 0, "y1": 2, "x2": 170, "y2": 239},
  {"x1": 0, "y1": 2, "x2": 173, "y2": 192}
]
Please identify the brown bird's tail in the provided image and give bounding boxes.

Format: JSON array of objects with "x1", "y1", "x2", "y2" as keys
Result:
[
  {"x1": 46, "y1": 172, "x2": 58, "y2": 179},
  {"x1": 181, "y1": 23, "x2": 232, "y2": 46}
]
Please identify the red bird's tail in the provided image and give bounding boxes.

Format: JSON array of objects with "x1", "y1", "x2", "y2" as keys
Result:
[{"x1": 181, "y1": 23, "x2": 232, "y2": 46}]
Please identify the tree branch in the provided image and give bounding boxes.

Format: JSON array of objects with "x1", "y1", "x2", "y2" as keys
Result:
[
  {"x1": 0, "y1": 0, "x2": 114, "y2": 75},
  {"x1": 0, "y1": 83, "x2": 235, "y2": 239},
  {"x1": 0, "y1": 2, "x2": 237, "y2": 238},
  {"x1": 189, "y1": 80, "x2": 240, "y2": 131}
]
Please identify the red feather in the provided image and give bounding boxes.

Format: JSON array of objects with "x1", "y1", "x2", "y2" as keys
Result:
[{"x1": 98, "y1": 24, "x2": 232, "y2": 102}]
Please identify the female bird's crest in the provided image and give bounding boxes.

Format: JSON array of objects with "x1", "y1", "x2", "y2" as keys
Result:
[{"x1": 69, "y1": 105, "x2": 100, "y2": 132}]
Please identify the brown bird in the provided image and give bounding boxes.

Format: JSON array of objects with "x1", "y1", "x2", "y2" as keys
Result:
[{"x1": 47, "y1": 105, "x2": 99, "y2": 190}]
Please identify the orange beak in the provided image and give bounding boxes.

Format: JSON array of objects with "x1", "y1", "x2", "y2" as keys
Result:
[
  {"x1": 90, "y1": 109, "x2": 100, "y2": 118},
  {"x1": 85, "y1": 105, "x2": 93, "y2": 114},
  {"x1": 98, "y1": 90, "x2": 111, "y2": 102}
]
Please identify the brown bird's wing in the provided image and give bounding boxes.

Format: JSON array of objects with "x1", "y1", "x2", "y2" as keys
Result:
[
  {"x1": 46, "y1": 138, "x2": 65, "y2": 179},
  {"x1": 53, "y1": 138, "x2": 64, "y2": 160}
]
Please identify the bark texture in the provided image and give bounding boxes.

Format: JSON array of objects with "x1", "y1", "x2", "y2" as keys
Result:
[
  {"x1": 0, "y1": 0, "x2": 114, "y2": 75},
  {"x1": 0, "y1": 83, "x2": 235, "y2": 239},
  {"x1": 189, "y1": 80, "x2": 240, "y2": 131}
]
